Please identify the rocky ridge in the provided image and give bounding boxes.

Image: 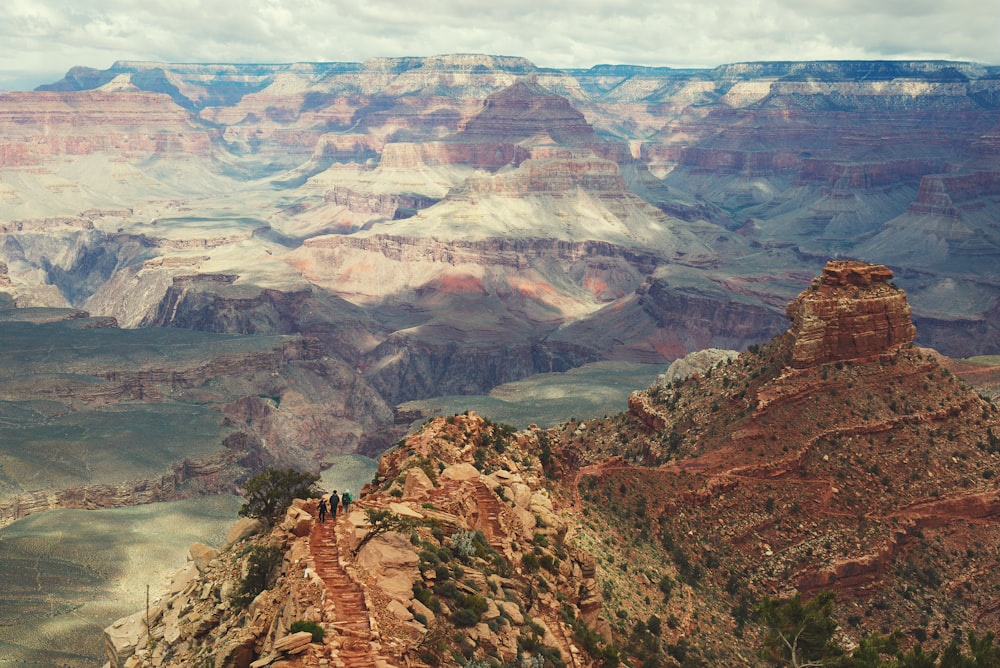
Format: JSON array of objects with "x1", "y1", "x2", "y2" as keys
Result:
[
  {"x1": 577, "y1": 261, "x2": 1000, "y2": 656},
  {"x1": 106, "y1": 412, "x2": 606, "y2": 668}
]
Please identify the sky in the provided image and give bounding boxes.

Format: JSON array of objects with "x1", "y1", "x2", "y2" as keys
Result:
[{"x1": 1, "y1": 0, "x2": 997, "y2": 90}]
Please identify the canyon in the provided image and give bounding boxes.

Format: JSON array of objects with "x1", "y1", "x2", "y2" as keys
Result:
[
  {"x1": 4, "y1": 55, "x2": 998, "y2": 466},
  {"x1": 1, "y1": 55, "x2": 999, "y2": 665},
  {"x1": 102, "y1": 261, "x2": 1000, "y2": 667}
]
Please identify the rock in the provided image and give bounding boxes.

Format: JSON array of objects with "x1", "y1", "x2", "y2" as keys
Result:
[
  {"x1": 403, "y1": 467, "x2": 435, "y2": 498},
  {"x1": 482, "y1": 597, "x2": 501, "y2": 621},
  {"x1": 356, "y1": 531, "x2": 420, "y2": 601},
  {"x1": 513, "y1": 507, "x2": 537, "y2": 532},
  {"x1": 224, "y1": 518, "x2": 265, "y2": 549},
  {"x1": 388, "y1": 501, "x2": 424, "y2": 519},
  {"x1": 280, "y1": 505, "x2": 313, "y2": 537},
  {"x1": 188, "y1": 543, "x2": 219, "y2": 573},
  {"x1": 410, "y1": 598, "x2": 436, "y2": 625},
  {"x1": 653, "y1": 348, "x2": 740, "y2": 387},
  {"x1": 387, "y1": 599, "x2": 414, "y2": 621},
  {"x1": 103, "y1": 610, "x2": 151, "y2": 668},
  {"x1": 509, "y1": 482, "x2": 533, "y2": 508},
  {"x1": 250, "y1": 653, "x2": 280, "y2": 668},
  {"x1": 498, "y1": 600, "x2": 523, "y2": 625},
  {"x1": 215, "y1": 636, "x2": 256, "y2": 668},
  {"x1": 441, "y1": 462, "x2": 481, "y2": 481},
  {"x1": 167, "y1": 562, "x2": 200, "y2": 595},
  {"x1": 274, "y1": 631, "x2": 313, "y2": 653},
  {"x1": 786, "y1": 260, "x2": 916, "y2": 369}
]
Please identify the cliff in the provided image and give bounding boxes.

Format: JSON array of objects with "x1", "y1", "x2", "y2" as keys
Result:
[{"x1": 785, "y1": 260, "x2": 916, "y2": 368}]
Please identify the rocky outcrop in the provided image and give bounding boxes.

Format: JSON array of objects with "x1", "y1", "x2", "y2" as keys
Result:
[
  {"x1": 786, "y1": 260, "x2": 916, "y2": 368},
  {"x1": 608, "y1": 258, "x2": 1000, "y2": 656},
  {"x1": 108, "y1": 413, "x2": 610, "y2": 667},
  {"x1": 324, "y1": 187, "x2": 438, "y2": 219},
  {"x1": 652, "y1": 348, "x2": 740, "y2": 388}
]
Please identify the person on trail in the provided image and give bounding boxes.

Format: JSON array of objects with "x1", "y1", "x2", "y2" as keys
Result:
[
  {"x1": 317, "y1": 496, "x2": 328, "y2": 523},
  {"x1": 341, "y1": 489, "x2": 352, "y2": 514},
  {"x1": 329, "y1": 491, "x2": 340, "y2": 520}
]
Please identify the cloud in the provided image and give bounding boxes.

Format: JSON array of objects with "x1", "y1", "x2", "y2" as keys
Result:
[{"x1": 0, "y1": 0, "x2": 996, "y2": 89}]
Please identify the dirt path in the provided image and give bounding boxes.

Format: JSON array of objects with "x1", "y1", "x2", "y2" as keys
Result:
[
  {"x1": 310, "y1": 512, "x2": 392, "y2": 668},
  {"x1": 471, "y1": 480, "x2": 506, "y2": 550}
]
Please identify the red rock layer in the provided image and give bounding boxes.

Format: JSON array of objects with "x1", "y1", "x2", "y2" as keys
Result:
[{"x1": 785, "y1": 260, "x2": 916, "y2": 368}]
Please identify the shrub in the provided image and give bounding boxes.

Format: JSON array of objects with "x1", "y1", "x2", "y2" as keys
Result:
[
  {"x1": 450, "y1": 530, "x2": 479, "y2": 560},
  {"x1": 233, "y1": 544, "x2": 283, "y2": 607},
  {"x1": 289, "y1": 620, "x2": 325, "y2": 642},
  {"x1": 521, "y1": 553, "x2": 540, "y2": 573},
  {"x1": 451, "y1": 607, "x2": 480, "y2": 628}
]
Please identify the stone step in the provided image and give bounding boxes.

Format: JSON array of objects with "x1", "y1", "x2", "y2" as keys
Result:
[{"x1": 307, "y1": 501, "x2": 399, "y2": 667}]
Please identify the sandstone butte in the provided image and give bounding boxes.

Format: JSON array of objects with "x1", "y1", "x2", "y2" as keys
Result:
[
  {"x1": 104, "y1": 260, "x2": 1000, "y2": 667},
  {"x1": 786, "y1": 260, "x2": 916, "y2": 369}
]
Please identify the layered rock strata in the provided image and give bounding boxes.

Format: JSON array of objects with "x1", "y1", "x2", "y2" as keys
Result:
[{"x1": 786, "y1": 260, "x2": 916, "y2": 368}]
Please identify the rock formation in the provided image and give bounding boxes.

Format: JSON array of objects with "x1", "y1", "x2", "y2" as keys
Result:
[
  {"x1": 785, "y1": 260, "x2": 916, "y2": 368},
  {"x1": 601, "y1": 261, "x2": 1000, "y2": 655},
  {"x1": 2, "y1": 55, "x2": 999, "y2": 663},
  {"x1": 106, "y1": 413, "x2": 607, "y2": 668}
]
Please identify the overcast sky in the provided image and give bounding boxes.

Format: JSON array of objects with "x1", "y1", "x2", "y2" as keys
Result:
[{"x1": 1, "y1": 0, "x2": 997, "y2": 90}]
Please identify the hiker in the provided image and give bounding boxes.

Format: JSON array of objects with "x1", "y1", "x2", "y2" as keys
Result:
[
  {"x1": 317, "y1": 496, "x2": 328, "y2": 523},
  {"x1": 329, "y1": 490, "x2": 340, "y2": 520},
  {"x1": 341, "y1": 489, "x2": 352, "y2": 514}
]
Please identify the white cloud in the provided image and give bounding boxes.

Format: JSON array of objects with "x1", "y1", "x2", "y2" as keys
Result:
[{"x1": 0, "y1": 0, "x2": 996, "y2": 89}]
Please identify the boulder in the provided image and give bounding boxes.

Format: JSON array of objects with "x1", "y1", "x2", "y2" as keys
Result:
[
  {"x1": 441, "y1": 462, "x2": 480, "y2": 481},
  {"x1": 388, "y1": 502, "x2": 424, "y2": 519},
  {"x1": 167, "y1": 562, "x2": 200, "y2": 596},
  {"x1": 410, "y1": 598, "x2": 436, "y2": 625},
  {"x1": 356, "y1": 532, "x2": 420, "y2": 601},
  {"x1": 387, "y1": 599, "x2": 414, "y2": 621},
  {"x1": 280, "y1": 506, "x2": 313, "y2": 537},
  {"x1": 274, "y1": 631, "x2": 313, "y2": 653},
  {"x1": 509, "y1": 482, "x2": 532, "y2": 508},
  {"x1": 223, "y1": 518, "x2": 265, "y2": 549},
  {"x1": 403, "y1": 467, "x2": 435, "y2": 498},
  {"x1": 103, "y1": 610, "x2": 151, "y2": 668},
  {"x1": 188, "y1": 543, "x2": 218, "y2": 573}
]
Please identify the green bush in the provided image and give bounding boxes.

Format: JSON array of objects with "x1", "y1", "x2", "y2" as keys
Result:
[
  {"x1": 289, "y1": 620, "x2": 325, "y2": 642},
  {"x1": 233, "y1": 544, "x2": 283, "y2": 608},
  {"x1": 521, "y1": 553, "x2": 540, "y2": 573},
  {"x1": 451, "y1": 608, "x2": 480, "y2": 628}
]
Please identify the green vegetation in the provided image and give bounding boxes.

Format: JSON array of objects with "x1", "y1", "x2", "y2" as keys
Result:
[
  {"x1": 756, "y1": 591, "x2": 1000, "y2": 667},
  {"x1": 289, "y1": 620, "x2": 325, "y2": 642},
  {"x1": 238, "y1": 467, "x2": 320, "y2": 526},
  {"x1": 233, "y1": 544, "x2": 283, "y2": 608},
  {"x1": 756, "y1": 590, "x2": 842, "y2": 667},
  {"x1": 352, "y1": 508, "x2": 415, "y2": 556}
]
